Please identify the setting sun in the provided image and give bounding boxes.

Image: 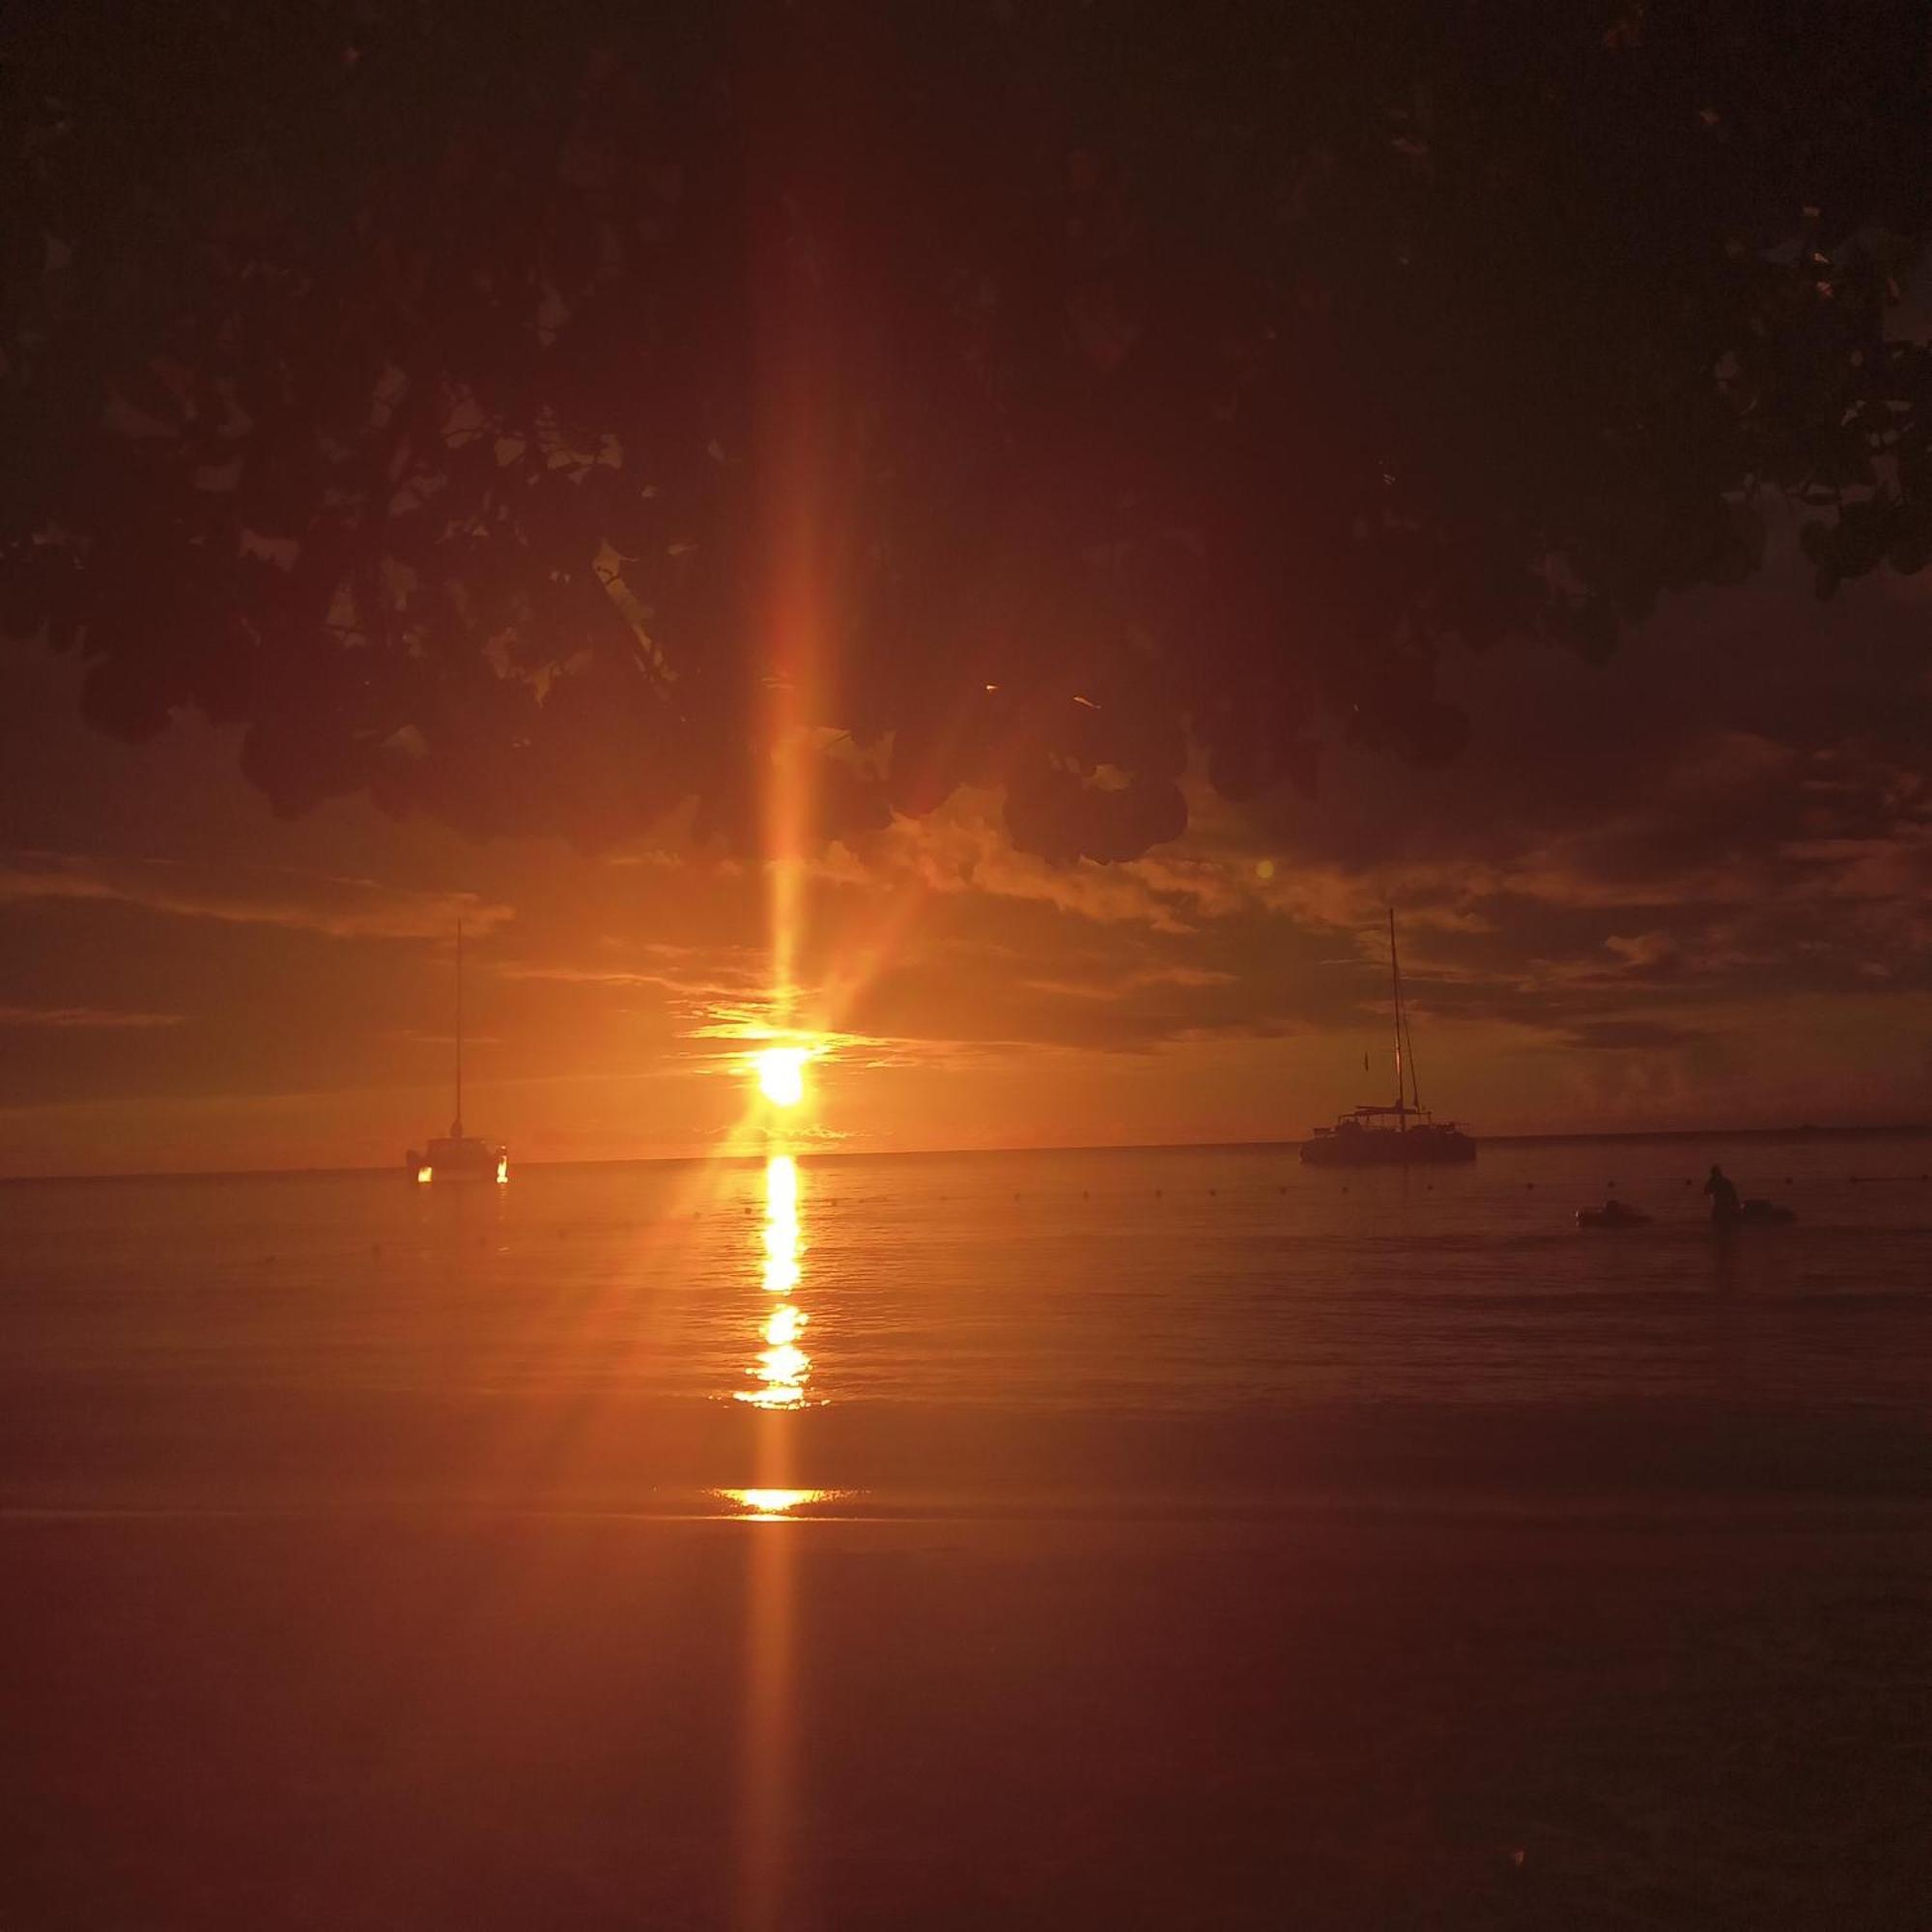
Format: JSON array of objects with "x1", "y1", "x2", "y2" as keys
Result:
[{"x1": 753, "y1": 1046, "x2": 809, "y2": 1108}]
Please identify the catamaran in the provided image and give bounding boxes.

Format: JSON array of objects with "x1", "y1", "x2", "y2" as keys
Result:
[
  {"x1": 1300, "y1": 910, "x2": 1476, "y2": 1166},
  {"x1": 406, "y1": 921, "x2": 508, "y2": 1183}
]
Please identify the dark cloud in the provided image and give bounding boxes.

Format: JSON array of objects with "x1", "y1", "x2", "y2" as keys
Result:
[
  {"x1": 0, "y1": 1006, "x2": 185, "y2": 1030},
  {"x1": 1557, "y1": 1020, "x2": 1719, "y2": 1053},
  {"x1": 0, "y1": 850, "x2": 512, "y2": 942}
]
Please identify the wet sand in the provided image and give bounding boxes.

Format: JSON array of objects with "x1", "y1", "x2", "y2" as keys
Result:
[{"x1": 8, "y1": 1505, "x2": 1932, "y2": 1928}]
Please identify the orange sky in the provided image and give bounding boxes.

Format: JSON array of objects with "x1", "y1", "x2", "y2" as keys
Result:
[{"x1": 1, "y1": 537, "x2": 1929, "y2": 1177}]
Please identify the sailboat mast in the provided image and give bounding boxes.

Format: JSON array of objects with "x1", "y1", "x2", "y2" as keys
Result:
[
  {"x1": 453, "y1": 919, "x2": 464, "y2": 1137},
  {"x1": 1403, "y1": 1002, "x2": 1423, "y2": 1113},
  {"x1": 1389, "y1": 906, "x2": 1406, "y2": 1131}
]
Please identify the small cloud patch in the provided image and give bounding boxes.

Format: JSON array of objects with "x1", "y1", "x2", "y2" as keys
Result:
[{"x1": 0, "y1": 1005, "x2": 185, "y2": 1030}]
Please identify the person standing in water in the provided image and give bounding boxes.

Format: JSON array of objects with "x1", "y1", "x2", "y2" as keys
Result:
[{"x1": 1703, "y1": 1162, "x2": 1741, "y2": 1232}]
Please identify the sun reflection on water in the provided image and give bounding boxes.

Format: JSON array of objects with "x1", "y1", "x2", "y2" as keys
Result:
[{"x1": 736, "y1": 1153, "x2": 817, "y2": 1408}]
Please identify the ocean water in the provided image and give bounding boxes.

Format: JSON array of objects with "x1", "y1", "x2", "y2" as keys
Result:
[
  {"x1": 10, "y1": 1136, "x2": 1932, "y2": 1928},
  {"x1": 6, "y1": 1133, "x2": 1932, "y2": 1518}
]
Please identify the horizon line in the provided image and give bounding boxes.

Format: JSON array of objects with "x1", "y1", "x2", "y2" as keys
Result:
[{"x1": 4, "y1": 1121, "x2": 1929, "y2": 1186}]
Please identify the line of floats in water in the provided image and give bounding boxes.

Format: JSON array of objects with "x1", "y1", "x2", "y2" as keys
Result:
[{"x1": 633, "y1": 1167, "x2": 1921, "y2": 1223}]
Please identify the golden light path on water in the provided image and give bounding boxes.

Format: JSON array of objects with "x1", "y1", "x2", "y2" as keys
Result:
[
  {"x1": 731, "y1": 1054, "x2": 823, "y2": 1928},
  {"x1": 736, "y1": 1152, "x2": 813, "y2": 1409}
]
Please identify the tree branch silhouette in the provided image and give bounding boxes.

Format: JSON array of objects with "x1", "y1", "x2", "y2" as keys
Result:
[{"x1": 4, "y1": 0, "x2": 1928, "y2": 859}]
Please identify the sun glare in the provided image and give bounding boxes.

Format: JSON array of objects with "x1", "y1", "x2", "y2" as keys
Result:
[
  {"x1": 717, "y1": 1489, "x2": 837, "y2": 1520},
  {"x1": 754, "y1": 1046, "x2": 809, "y2": 1108}
]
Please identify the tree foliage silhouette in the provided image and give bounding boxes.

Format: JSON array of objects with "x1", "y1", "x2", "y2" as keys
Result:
[{"x1": 4, "y1": 1, "x2": 1928, "y2": 860}]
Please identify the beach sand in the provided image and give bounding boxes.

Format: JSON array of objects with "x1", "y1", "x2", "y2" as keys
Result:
[{"x1": 7, "y1": 1505, "x2": 1932, "y2": 1929}]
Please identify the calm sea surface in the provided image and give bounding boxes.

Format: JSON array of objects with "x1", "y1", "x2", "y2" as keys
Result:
[
  {"x1": 6, "y1": 1134, "x2": 1932, "y2": 1517},
  {"x1": 11, "y1": 1136, "x2": 1932, "y2": 1928}
]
